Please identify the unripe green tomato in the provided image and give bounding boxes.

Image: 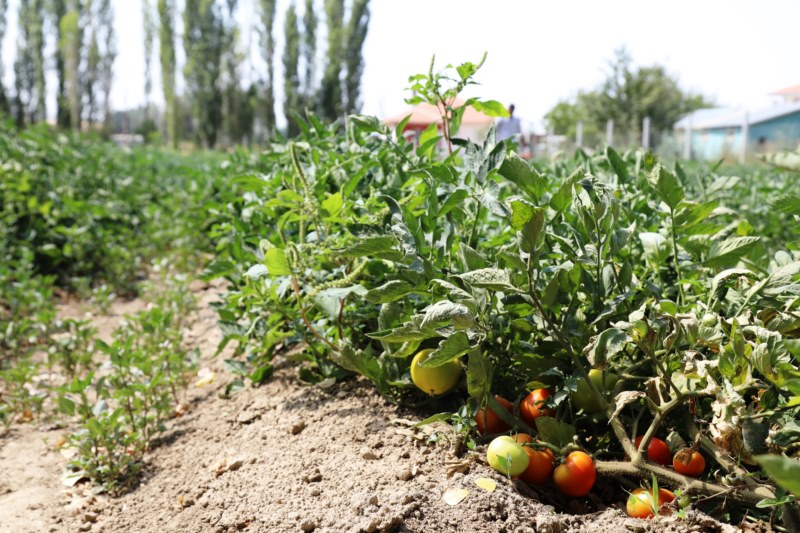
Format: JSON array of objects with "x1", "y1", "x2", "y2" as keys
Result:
[
  {"x1": 410, "y1": 349, "x2": 461, "y2": 396},
  {"x1": 486, "y1": 436, "x2": 529, "y2": 476},
  {"x1": 571, "y1": 369, "x2": 618, "y2": 413},
  {"x1": 702, "y1": 313, "x2": 717, "y2": 327}
]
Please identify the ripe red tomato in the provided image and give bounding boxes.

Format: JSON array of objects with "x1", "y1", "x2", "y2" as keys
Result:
[
  {"x1": 633, "y1": 436, "x2": 672, "y2": 466},
  {"x1": 512, "y1": 434, "x2": 555, "y2": 485},
  {"x1": 520, "y1": 389, "x2": 553, "y2": 426},
  {"x1": 673, "y1": 448, "x2": 705, "y2": 477},
  {"x1": 475, "y1": 396, "x2": 513, "y2": 435},
  {"x1": 626, "y1": 487, "x2": 676, "y2": 518},
  {"x1": 553, "y1": 451, "x2": 596, "y2": 497}
]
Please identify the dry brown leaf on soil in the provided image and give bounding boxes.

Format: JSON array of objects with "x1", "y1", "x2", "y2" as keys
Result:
[
  {"x1": 442, "y1": 488, "x2": 469, "y2": 506},
  {"x1": 194, "y1": 367, "x2": 216, "y2": 387},
  {"x1": 474, "y1": 478, "x2": 496, "y2": 493},
  {"x1": 213, "y1": 457, "x2": 244, "y2": 477},
  {"x1": 445, "y1": 458, "x2": 473, "y2": 477}
]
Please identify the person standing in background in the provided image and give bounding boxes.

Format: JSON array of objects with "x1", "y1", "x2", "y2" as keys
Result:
[{"x1": 496, "y1": 103, "x2": 521, "y2": 141}]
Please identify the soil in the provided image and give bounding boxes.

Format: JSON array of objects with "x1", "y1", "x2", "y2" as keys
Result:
[{"x1": 0, "y1": 281, "x2": 755, "y2": 533}]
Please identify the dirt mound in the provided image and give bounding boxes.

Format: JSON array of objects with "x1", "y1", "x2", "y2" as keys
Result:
[{"x1": 0, "y1": 282, "x2": 744, "y2": 533}]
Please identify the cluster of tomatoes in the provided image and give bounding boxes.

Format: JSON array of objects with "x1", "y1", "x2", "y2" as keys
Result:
[
  {"x1": 479, "y1": 390, "x2": 596, "y2": 497},
  {"x1": 476, "y1": 389, "x2": 706, "y2": 519}
]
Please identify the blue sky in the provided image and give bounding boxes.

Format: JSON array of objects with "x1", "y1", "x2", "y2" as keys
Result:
[{"x1": 2, "y1": 0, "x2": 798, "y2": 132}]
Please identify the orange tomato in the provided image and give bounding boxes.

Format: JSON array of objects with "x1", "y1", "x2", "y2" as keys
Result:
[
  {"x1": 626, "y1": 488, "x2": 676, "y2": 518},
  {"x1": 475, "y1": 396, "x2": 513, "y2": 435},
  {"x1": 673, "y1": 448, "x2": 705, "y2": 477},
  {"x1": 520, "y1": 389, "x2": 553, "y2": 427},
  {"x1": 553, "y1": 451, "x2": 596, "y2": 497},
  {"x1": 633, "y1": 436, "x2": 672, "y2": 466},
  {"x1": 512, "y1": 434, "x2": 555, "y2": 485}
]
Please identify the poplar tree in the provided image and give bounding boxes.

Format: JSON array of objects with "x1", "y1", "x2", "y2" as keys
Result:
[
  {"x1": 143, "y1": 0, "x2": 156, "y2": 121},
  {"x1": 0, "y1": 0, "x2": 7, "y2": 114},
  {"x1": 51, "y1": 0, "x2": 70, "y2": 128},
  {"x1": 282, "y1": 2, "x2": 300, "y2": 136},
  {"x1": 257, "y1": 0, "x2": 277, "y2": 137},
  {"x1": 301, "y1": 0, "x2": 316, "y2": 109},
  {"x1": 343, "y1": 0, "x2": 369, "y2": 114},
  {"x1": 183, "y1": 0, "x2": 225, "y2": 147},
  {"x1": 59, "y1": 5, "x2": 82, "y2": 130},
  {"x1": 158, "y1": 0, "x2": 178, "y2": 146},
  {"x1": 318, "y1": 0, "x2": 343, "y2": 121},
  {"x1": 13, "y1": 0, "x2": 46, "y2": 124},
  {"x1": 96, "y1": 0, "x2": 115, "y2": 129}
]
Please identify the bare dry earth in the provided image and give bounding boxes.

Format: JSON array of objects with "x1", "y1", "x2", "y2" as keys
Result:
[{"x1": 0, "y1": 281, "x2": 753, "y2": 533}]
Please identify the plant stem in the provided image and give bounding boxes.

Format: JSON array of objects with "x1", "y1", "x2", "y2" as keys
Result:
[
  {"x1": 669, "y1": 207, "x2": 685, "y2": 306},
  {"x1": 595, "y1": 460, "x2": 774, "y2": 506},
  {"x1": 468, "y1": 200, "x2": 482, "y2": 248}
]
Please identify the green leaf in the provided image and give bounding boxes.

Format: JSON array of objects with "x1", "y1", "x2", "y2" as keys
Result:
[
  {"x1": 340, "y1": 236, "x2": 400, "y2": 258},
  {"x1": 755, "y1": 455, "x2": 800, "y2": 497},
  {"x1": 761, "y1": 150, "x2": 800, "y2": 172},
  {"x1": 467, "y1": 349, "x2": 493, "y2": 399},
  {"x1": 498, "y1": 152, "x2": 548, "y2": 200},
  {"x1": 535, "y1": 416, "x2": 576, "y2": 448},
  {"x1": 705, "y1": 236, "x2": 760, "y2": 268},
  {"x1": 264, "y1": 248, "x2": 292, "y2": 276},
  {"x1": 413, "y1": 412, "x2": 452, "y2": 428},
  {"x1": 471, "y1": 99, "x2": 509, "y2": 117},
  {"x1": 365, "y1": 280, "x2": 416, "y2": 304},
  {"x1": 418, "y1": 122, "x2": 441, "y2": 159},
  {"x1": 367, "y1": 324, "x2": 440, "y2": 343},
  {"x1": 585, "y1": 328, "x2": 629, "y2": 365},
  {"x1": 314, "y1": 285, "x2": 368, "y2": 318},
  {"x1": 438, "y1": 188, "x2": 470, "y2": 217},
  {"x1": 331, "y1": 341, "x2": 384, "y2": 385},
  {"x1": 201, "y1": 259, "x2": 237, "y2": 281},
  {"x1": 639, "y1": 232, "x2": 669, "y2": 265},
  {"x1": 349, "y1": 114, "x2": 385, "y2": 133},
  {"x1": 321, "y1": 192, "x2": 343, "y2": 216},
  {"x1": 419, "y1": 332, "x2": 470, "y2": 368},
  {"x1": 509, "y1": 198, "x2": 536, "y2": 230},
  {"x1": 772, "y1": 194, "x2": 800, "y2": 215},
  {"x1": 250, "y1": 364, "x2": 274, "y2": 384},
  {"x1": 458, "y1": 268, "x2": 519, "y2": 292},
  {"x1": 58, "y1": 395, "x2": 75, "y2": 416},
  {"x1": 224, "y1": 359, "x2": 249, "y2": 376},
  {"x1": 649, "y1": 164, "x2": 684, "y2": 210},
  {"x1": 421, "y1": 300, "x2": 475, "y2": 330},
  {"x1": 244, "y1": 264, "x2": 268, "y2": 279},
  {"x1": 550, "y1": 170, "x2": 579, "y2": 212},
  {"x1": 605, "y1": 146, "x2": 628, "y2": 183},
  {"x1": 520, "y1": 209, "x2": 546, "y2": 253}
]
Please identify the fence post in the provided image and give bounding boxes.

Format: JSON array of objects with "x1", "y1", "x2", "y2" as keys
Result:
[
  {"x1": 740, "y1": 112, "x2": 749, "y2": 164},
  {"x1": 642, "y1": 116, "x2": 651, "y2": 149},
  {"x1": 576, "y1": 121, "x2": 583, "y2": 148},
  {"x1": 683, "y1": 114, "x2": 692, "y2": 160},
  {"x1": 606, "y1": 119, "x2": 614, "y2": 146}
]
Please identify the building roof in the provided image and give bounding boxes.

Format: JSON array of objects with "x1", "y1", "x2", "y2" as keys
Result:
[
  {"x1": 383, "y1": 98, "x2": 495, "y2": 128},
  {"x1": 771, "y1": 84, "x2": 800, "y2": 96},
  {"x1": 675, "y1": 100, "x2": 800, "y2": 130}
]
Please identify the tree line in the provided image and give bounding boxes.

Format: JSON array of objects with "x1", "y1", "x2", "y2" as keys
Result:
[
  {"x1": 544, "y1": 48, "x2": 713, "y2": 147},
  {"x1": 0, "y1": 0, "x2": 371, "y2": 147}
]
